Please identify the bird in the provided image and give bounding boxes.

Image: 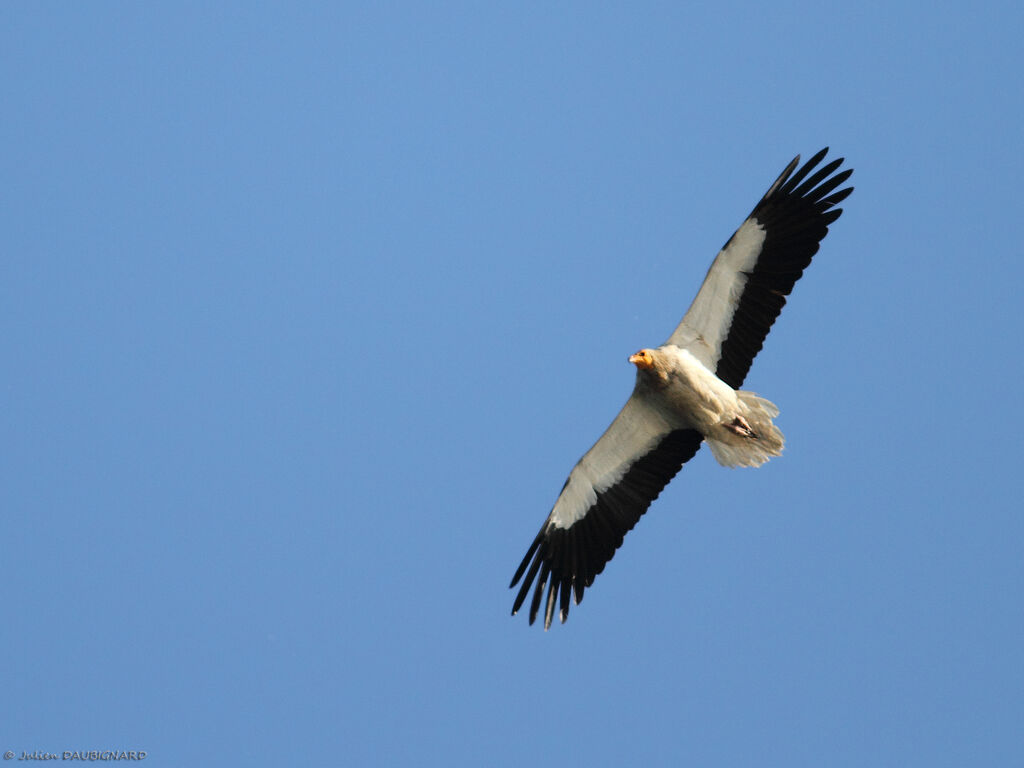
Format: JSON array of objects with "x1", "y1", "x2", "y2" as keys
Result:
[{"x1": 510, "y1": 148, "x2": 853, "y2": 629}]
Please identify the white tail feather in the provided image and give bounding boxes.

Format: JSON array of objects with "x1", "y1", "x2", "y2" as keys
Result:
[{"x1": 706, "y1": 391, "x2": 785, "y2": 468}]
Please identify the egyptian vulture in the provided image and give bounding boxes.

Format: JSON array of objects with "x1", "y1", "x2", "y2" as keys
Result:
[{"x1": 510, "y1": 148, "x2": 853, "y2": 628}]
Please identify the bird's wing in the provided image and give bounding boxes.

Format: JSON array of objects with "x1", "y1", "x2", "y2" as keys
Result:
[
  {"x1": 510, "y1": 392, "x2": 703, "y2": 628},
  {"x1": 666, "y1": 148, "x2": 853, "y2": 388}
]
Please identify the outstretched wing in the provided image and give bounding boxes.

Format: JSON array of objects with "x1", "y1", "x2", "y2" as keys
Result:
[
  {"x1": 667, "y1": 148, "x2": 853, "y2": 388},
  {"x1": 510, "y1": 392, "x2": 703, "y2": 628}
]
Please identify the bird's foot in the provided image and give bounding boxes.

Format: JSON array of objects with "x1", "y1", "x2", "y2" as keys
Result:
[{"x1": 724, "y1": 415, "x2": 758, "y2": 439}]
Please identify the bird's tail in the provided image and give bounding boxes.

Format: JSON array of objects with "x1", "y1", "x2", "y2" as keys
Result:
[{"x1": 706, "y1": 392, "x2": 785, "y2": 468}]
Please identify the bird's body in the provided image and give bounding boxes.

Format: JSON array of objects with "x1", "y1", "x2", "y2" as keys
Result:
[
  {"x1": 632, "y1": 345, "x2": 784, "y2": 468},
  {"x1": 511, "y1": 149, "x2": 853, "y2": 628}
]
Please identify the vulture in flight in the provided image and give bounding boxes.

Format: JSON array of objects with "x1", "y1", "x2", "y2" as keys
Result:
[{"x1": 510, "y1": 148, "x2": 853, "y2": 628}]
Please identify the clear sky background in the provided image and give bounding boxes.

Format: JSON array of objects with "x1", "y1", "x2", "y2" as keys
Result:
[{"x1": 3, "y1": 3, "x2": 1023, "y2": 766}]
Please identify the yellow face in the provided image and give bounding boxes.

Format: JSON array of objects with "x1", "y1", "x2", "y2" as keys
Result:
[{"x1": 629, "y1": 349, "x2": 655, "y2": 369}]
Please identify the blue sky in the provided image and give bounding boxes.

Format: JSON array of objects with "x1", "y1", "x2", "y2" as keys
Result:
[{"x1": 3, "y1": 2, "x2": 1023, "y2": 766}]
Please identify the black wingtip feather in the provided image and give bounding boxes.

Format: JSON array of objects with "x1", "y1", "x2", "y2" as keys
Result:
[
  {"x1": 778, "y1": 147, "x2": 829, "y2": 195},
  {"x1": 510, "y1": 531, "x2": 543, "y2": 590},
  {"x1": 792, "y1": 157, "x2": 844, "y2": 198},
  {"x1": 529, "y1": 560, "x2": 551, "y2": 625},
  {"x1": 823, "y1": 185, "x2": 854, "y2": 206},
  {"x1": 511, "y1": 544, "x2": 544, "y2": 616}
]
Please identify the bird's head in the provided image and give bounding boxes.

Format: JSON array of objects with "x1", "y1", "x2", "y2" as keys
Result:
[
  {"x1": 629, "y1": 347, "x2": 671, "y2": 385},
  {"x1": 629, "y1": 348, "x2": 656, "y2": 370}
]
